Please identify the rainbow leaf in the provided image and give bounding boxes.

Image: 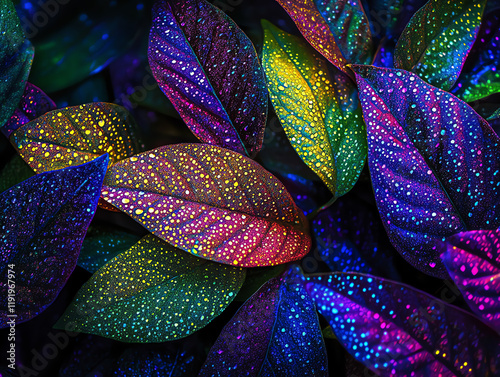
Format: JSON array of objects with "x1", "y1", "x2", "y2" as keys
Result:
[
  {"x1": 199, "y1": 266, "x2": 328, "y2": 376},
  {"x1": 262, "y1": 21, "x2": 367, "y2": 197},
  {"x1": 148, "y1": 0, "x2": 267, "y2": 157},
  {"x1": 305, "y1": 272, "x2": 500, "y2": 376},
  {"x1": 10, "y1": 103, "x2": 145, "y2": 174},
  {"x1": 440, "y1": 230, "x2": 500, "y2": 333},
  {"x1": 55, "y1": 234, "x2": 245, "y2": 342},
  {"x1": 352, "y1": 65, "x2": 500, "y2": 278},
  {"x1": 0, "y1": 155, "x2": 108, "y2": 326},
  {"x1": 394, "y1": 0, "x2": 486, "y2": 91},
  {"x1": 0, "y1": 0, "x2": 34, "y2": 129},
  {"x1": 275, "y1": 0, "x2": 372, "y2": 72},
  {"x1": 102, "y1": 144, "x2": 311, "y2": 267}
]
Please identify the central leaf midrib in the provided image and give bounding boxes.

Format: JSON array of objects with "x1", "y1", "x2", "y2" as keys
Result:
[{"x1": 166, "y1": 3, "x2": 249, "y2": 156}]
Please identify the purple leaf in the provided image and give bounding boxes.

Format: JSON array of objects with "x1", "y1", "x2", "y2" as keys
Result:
[
  {"x1": 305, "y1": 272, "x2": 500, "y2": 376},
  {"x1": 148, "y1": 0, "x2": 268, "y2": 157},
  {"x1": 199, "y1": 266, "x2": 328, "y2": 376},
  {"x1": 352, "y1": 65, "x2": 500, "y2": 278},
  {"x1": 0, "y1": 155, "x2": 108, "y2": 326},
  {"x1": 440, "y1": 230, "x2": 500, "y2": 334},
  {"x1": 1, "y1": 82, "x2": 56, "y2": 138}
]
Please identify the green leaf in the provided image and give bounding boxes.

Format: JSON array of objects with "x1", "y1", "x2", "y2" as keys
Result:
[
  {"x1": 261, "y1": 20, "x2": 367, "y2": 197},
  {"x1": 78, "y1": 226, "x2": 142, "y2": 273},
  {"x1": 29, "y1": 1, "x2": 146, "y2": 93},
  {"x1": 55, "y1": 234, "x2": 246, "y2": 342},
  {"x1": 394, "y1": 0, "x2": 486, "y2": 91},
  {"x1": 0, "y1": 0, "x2": 34, "y2": 128}
]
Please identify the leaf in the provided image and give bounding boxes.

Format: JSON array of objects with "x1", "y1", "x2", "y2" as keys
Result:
[
  {"x1": 440, "y1": 230, "x2": 500, "y2": 334},
  {"x1": 488, "y1": 107, "x2": 500, "y2": 122},
  {"x1": 451, "y1": 9, "x2": 500, "y2": 102},
  {"x1": 262, "y1": 21, "x2": 367, "y2": 197},
  {"x1": 275, "y1": 0, "x2": 372, "y2": 72},
  {"x1": 78, "y1": 226, "x2": 142, "y2": 273},
  {"x1": 10, "y1": 102, "x2": 145, "y2": 174},
  {"x1": 29, "y1": 0, "x2": 146, "y2": 93},
  {"x1": 234, "y1": 264, "x2": 288, "y2": 302},
  {"x1": 0, "y1": 154, "x2": 34, "y2": 193},
  {"x1": 55, "y1": 234, "x2": 245, "y2": 342},
  {"x1": 199, "y1": 266, "x2": 328, "y2": 376},
  {"x1": 313, "y1": 192, "x2": 401, "y2": 280},
  {"x1": 305, "y1": 272, "x2": 500, "y2": 376},
  {"x1": 352, "y1": 65, "x2": 500, "y2": 278},
  {"x1": 102, "y1": 144, "x2": 311, "y2": 267},
  {"x1": 0, "y1": 0, "x2": 34, "y2": 129},
  {"x1": 394, "y1": 0, "x2": 486, "y2": 91},
  {"x1": 0, "y1": 155, "x2": 109, "y2": 326},
  {"x1": 147, "y1": 0, "x2": 268, "y2": 157},
  {"x1": 1, "y1": 82, "x2": 56, "y2": 138}
]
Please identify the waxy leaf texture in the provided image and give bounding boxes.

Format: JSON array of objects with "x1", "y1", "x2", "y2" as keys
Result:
[
  {"x1": 11, "y1": 102, "x2": 145, "y2": 174},
  {"x1": 148, "y1": 0, "x2": 267, "y2": 157},
  {"x1": 199, "y1": 266, "x2": 328, "y2": 376},
  {"x1": 275, "y1": 0, "x2": 371, "y2": 73},
  {"x1": 1, "y1": 82, "x2": 56, "y2": 138},
  {"x1": 0, "y1": 155, "x2": 108, "y2": 326},
  {"x1": 441, "y1": 230, "x2": 500, "y2": 334},
  {"x1": 78, "y1": 226, "x2": 142, "y2": 273},
  {"x1": 451, "y1": 8, "x2": 500, "y2": 102},
  {"x1": 0, "y1": 0, "x2": 34, "y2": 129},
  {"x1": 394, "y1": 0, "x2": 486, "y2": 91},
  {"x1": 353, "y1": 65, "x2": 500, "y2": 278},
  {"x1": 102, "y1": 144, "x2": 311, "y2": 267},
  {"x1": 262, "y1": 21, "x2": 367, "y2": 197},
  {"x1": 55, "y1": 234, "x2": 245, "y2": 342},
  {"x1": 306, "y1": 272, "x2": 500, "y2": 377}
]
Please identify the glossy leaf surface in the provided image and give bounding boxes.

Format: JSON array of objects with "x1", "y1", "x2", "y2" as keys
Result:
[
  {"x1": 148, "y1": 0, "x2": 267, "y2": 157},
  {"x1": 199, "y1": 267, "x2": 328, "y2": 376},
  {"x1": 55, "y1": 234, "x2": 245, "y2": 342},
  {"x1": 11, "y1": 103, "x2": 144, "y2": 174},
  {"x1": 451, "y1": 9, "x2": 500, "y2": 102},
  {"x1": 0, "y1": 155, "x2": 108, "y2": 326},
  {"x1": 275, "y1": 0, "x2": 371, "y2": 72},
  {"x1": 441, "y1": 230, "x2": 500, "y2": 333},
  {"x1": 262, "y1": 21, "x2": 366, "y2": 197},
  {"x1": 102, "y1": 144, "x2": 311, "y2": 267},
  {"x1": 306, "y1": 272, "x2": 500, "y2": 376},
  {"x1": 394, "y1": 0, "x2": 486, "y2": 91},
  {"x1": 0, "y1": 0, "x2": 34, "y2": 129},
  {"x1": 1, "y1": 82, "x2": 56, "y2": 138},
  {"x1": 78, "y1": 226, "x2": 142, "y2": 273},
  {"x1": 352, "y1": 65, "x2": 500, "y2": 278}
]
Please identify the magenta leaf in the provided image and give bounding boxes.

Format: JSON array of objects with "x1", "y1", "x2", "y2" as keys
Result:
[
  {"x1": 305, "y1": 272, "x2": 500, "y2": 376},
  {"x1": 352, "y1": 65, "x2": 500, "y2": 278},
  {"x1": 148, "y1": 0, "x2": 267, "y2": 157},
  {"x1": 199, "y1": 266, "x2": 328, "y2": 376},
  {"x1": 0, "y1": 155, "x2": 108, "y2": 326},
  {"x1": 440, "y1": 229, "x2": 500, "y2": 334},
  {"x1": 1, "y1": 82, "x2": 56, "y2": 138}
]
